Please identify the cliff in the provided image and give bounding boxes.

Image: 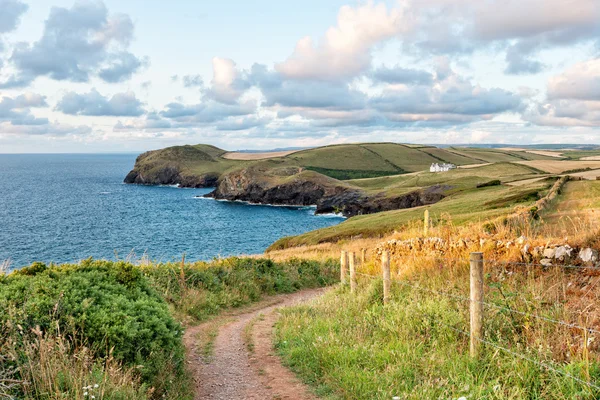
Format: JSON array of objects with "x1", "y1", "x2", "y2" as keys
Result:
[
  {"x1": 123, "y1": 144, "x2": 229, "y2": 187},
  {"x1": 205, "y1": 166, "x2": 446, "y2": 217}
]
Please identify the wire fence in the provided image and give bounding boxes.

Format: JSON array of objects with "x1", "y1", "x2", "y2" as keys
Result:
[{"x1": 341, "y1": 249, "x2": 600, "y2": 393}]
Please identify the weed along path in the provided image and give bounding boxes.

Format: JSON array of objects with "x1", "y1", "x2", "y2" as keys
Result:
[{"x1": 184, "y1": 289, "x2": 324, "y2": 400}]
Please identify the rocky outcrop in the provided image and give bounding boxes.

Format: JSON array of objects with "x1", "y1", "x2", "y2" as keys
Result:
[
  {"x1": 124, "y1": 167, "x2": 219, "y2": 187},
  {"x1": 205, "y1": 167, "x2": 447, "y2": 217},
  {"x1": 124, "y1": 147, "x2": 220, "y2": 188}
]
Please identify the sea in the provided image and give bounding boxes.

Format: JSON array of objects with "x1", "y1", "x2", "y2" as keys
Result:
[{"x1": 0, "y1": 154, "x2": 344, "y2": 270}]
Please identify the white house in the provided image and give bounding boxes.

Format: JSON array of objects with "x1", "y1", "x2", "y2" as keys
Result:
[{"x1": 430, "y1": 163, "x2": 456, "y2": 172}]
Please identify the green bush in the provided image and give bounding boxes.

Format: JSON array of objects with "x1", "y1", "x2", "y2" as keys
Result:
[{"x1": 0, "y1": 259, "x2": 185, "y2": 398}]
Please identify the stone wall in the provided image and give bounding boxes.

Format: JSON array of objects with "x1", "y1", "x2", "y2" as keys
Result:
[{"x1": 376, "y1": 236, "x2": 599, "y2": 267}]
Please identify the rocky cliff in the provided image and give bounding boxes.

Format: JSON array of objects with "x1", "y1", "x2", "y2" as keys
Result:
[
  {"x1": 123, "y1": 146, "x2": 222, "y2": 187},
  {"x1": 205, "y1": 166, "x2": 447, "y2": 217}
]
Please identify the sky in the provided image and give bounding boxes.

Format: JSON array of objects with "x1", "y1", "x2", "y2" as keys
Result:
[{"x1": 0, "y1": 0, "x2": 599, "y2": 153}]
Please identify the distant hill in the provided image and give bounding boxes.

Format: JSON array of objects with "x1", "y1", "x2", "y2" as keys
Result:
[
  {"x1": 123, "y1": 142, "x2": 600, "y2": 219},
  {"x1": 124, "y1": 142, "x2": 562, "y2": 187}
]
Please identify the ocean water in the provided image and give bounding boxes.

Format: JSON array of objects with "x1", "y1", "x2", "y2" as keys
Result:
[{"x1": 0, "y1": 154, "x2": 344, "y2": 269}]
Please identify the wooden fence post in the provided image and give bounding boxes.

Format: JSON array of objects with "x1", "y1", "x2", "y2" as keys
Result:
[
  {"x1": 470, "y1": 252, "x2": 484, "y2": 358},
  {"x1": 424, "y1": 209, "x2": 430, "y2": 236},
  {"x1": 382, "y1": 250, "x2": 391, "y2": 304},
  {"x1": 361, "y1": 248, "x2": 367, "y2": 266},
  {"x1": 340, "y1": 250, "x2": 348, "y2": 285},
  {"x1": 349, "y1": 252, "x2": 357, "y2": 294}
]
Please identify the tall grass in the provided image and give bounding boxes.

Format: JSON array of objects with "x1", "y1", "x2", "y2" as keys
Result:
[{"x1": 276, "y1": 272, "x2": 600, "y2": 399}]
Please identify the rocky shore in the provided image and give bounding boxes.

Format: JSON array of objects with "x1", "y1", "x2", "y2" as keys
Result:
[{"x1": 202, "y1": 166, "x2": 447, "y2": 217}]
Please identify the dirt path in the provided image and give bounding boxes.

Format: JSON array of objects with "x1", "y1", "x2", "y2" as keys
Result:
[{"x1": 184, "y1": 289, "x2": 324, "y2": 400}]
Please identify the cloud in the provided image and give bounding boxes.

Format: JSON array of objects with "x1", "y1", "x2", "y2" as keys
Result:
[
  {"x1": 0, "y1": 0, "x2": 28, "y2": 51},
  {"x1": 250, "y1": 64, "x2": 366, "y2": 111},
  {"x1": 275, "y1": 2, "x2": 405, "y2": 80},
  {"x1": 206, "y1": 57, "x2": 249, "y2": 104},
  {"x1": 370, "y1": 73, "x2": 522, "y2": 126},
  {"x1": 0, "y1": 92, "x2": 91, "y2": 136},
  {"x1": 406, "y1": 0, "x2": 600, "y2": 74},
  {"x1": 182, "y1": 74, "x2": 204, "y2": 88},
  {"x1": 504, "y1": 45, "x2": 545, "y2": 75},
  {"x1": 525, "y1": 58, "x2": 600, "y2": 126},
  {"x1": 1, "y1": 1, "x2": 145, "y2": 87},
  {"x1": 215, "y1": 116, "x2": 270, "y2": 131},
  {"x1": 249, "y1": 60, "x2": 521, "y2": 128},
  {"x1": 0, "y1": 93, "x2": 48, "y2": 125},
  {"x1": 0, "y1": 0, "x2": 28, "y2": 33},
  {"x1": 0, "y1": 121, "x2": 92, "y2": 136},
  {"x1": 99, "y1": 52, "x2": 148, "y2": 83},
  {"x1": 370, "y1": 65, "x2": 433, "y2": 85},
  {"x1": 547, "y1": 58, "x2": 600, "y2": 101},
  {"x1": 160, "y1": 99, "x2": 256, "y2": 124},
  {"x1": 56, "y1": 89, "x2": 145, "y2": 116}
]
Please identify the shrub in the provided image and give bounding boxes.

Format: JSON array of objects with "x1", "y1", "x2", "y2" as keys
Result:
[{"x1": 0, "y1": 259, "x2": 186, "y2": 399}]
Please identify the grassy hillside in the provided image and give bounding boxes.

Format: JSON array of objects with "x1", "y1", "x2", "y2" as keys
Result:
[
  {"x1": 129, "y1": 142, "x2": 556, "y2": 184},
  {"x1": 267, "y1": 162, "x2": 555, "y2": 250},
  {"x1": 128, "y1": 143, "x2": 600, "y2": 185},
  {"x1": 268, "y1": 178, "x2": 552, "y2": 250}
]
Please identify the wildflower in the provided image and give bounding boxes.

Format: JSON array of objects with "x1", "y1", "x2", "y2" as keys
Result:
[
  {"x1": 94, "y1": 384, "x2": 99, "y2": 388},
  {"x1": 84, "y1": 392, "x2": 88, "y2": 396}
]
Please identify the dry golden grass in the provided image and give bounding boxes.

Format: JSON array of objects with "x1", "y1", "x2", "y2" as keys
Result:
[
  {"x1": 568, "y1": 169, "x2": 600, "y2": 180},
  {"x1": 516, "y1": 160, "x2": 600, "y2": 173},
  {"x1": 457, "y1": 163, "x2": 491, "y2": 169},
  {"x1": 497, "y1": 148, "x2": 565, "y2": 158},
  {"x1": 526, "y1": 150, "x2": 565, "y2": 158},
  {"x1": 506, "y1": 177, "x2": 549, "y2": 186},
  {"x1": 6, "y1": 330, "x2": 145, "y2": 400}
]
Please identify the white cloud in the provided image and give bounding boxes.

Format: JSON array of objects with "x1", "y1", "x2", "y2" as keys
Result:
[
  {"x1": 276, "y1": 2, "x2": 406, "y2": 80},
  {"x1": 56, "y1": 89, "x2": 146, "y2": 117},
  {"x1": 207, "y1": 57, "x2": 249, "y2": 104},
  {"x1": 526, "y1": 58, "x2": 600, "y2": 126},
  {"x1": 548, "y1": 58, "x2": 600, "y2": 101},
  {"x1": 0, "y1": 1, "x2": 146, "y2": 87}
]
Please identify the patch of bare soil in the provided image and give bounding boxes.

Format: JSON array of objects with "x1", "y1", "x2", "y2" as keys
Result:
[{"x1": 184, "y1": 289, "x2": 324, "y2": 399}]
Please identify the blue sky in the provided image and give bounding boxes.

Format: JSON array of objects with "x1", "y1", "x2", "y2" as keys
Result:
[{"x1": 0, "y1": 0, "x2": 599, "y2": 153}]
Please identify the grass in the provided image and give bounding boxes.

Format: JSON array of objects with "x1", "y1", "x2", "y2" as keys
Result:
[
  {"x1": 539, "y1": 180, "x2": 600, "y2": 237},
  {"x1": 449, "y1": 148, "x2": 557, "y2": 163},
  {"x1": 275, "y1": 263, "x2": 600, "y2": 399},
  {"x1": 268, "y1": 180, "x2": 553, "y2": 250},
  {"x1": 515, "y1": 160, "x2": 600, "y2": 174},
  {"x1": 0, "y1": 257, "x2": 338, "y2": 399},
  {"x1": 347, "y1": 163, "x2": 542, "y2": 193},
  {"x1": 244, "y1": 314, "x2": 265, "y2": 354}
]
